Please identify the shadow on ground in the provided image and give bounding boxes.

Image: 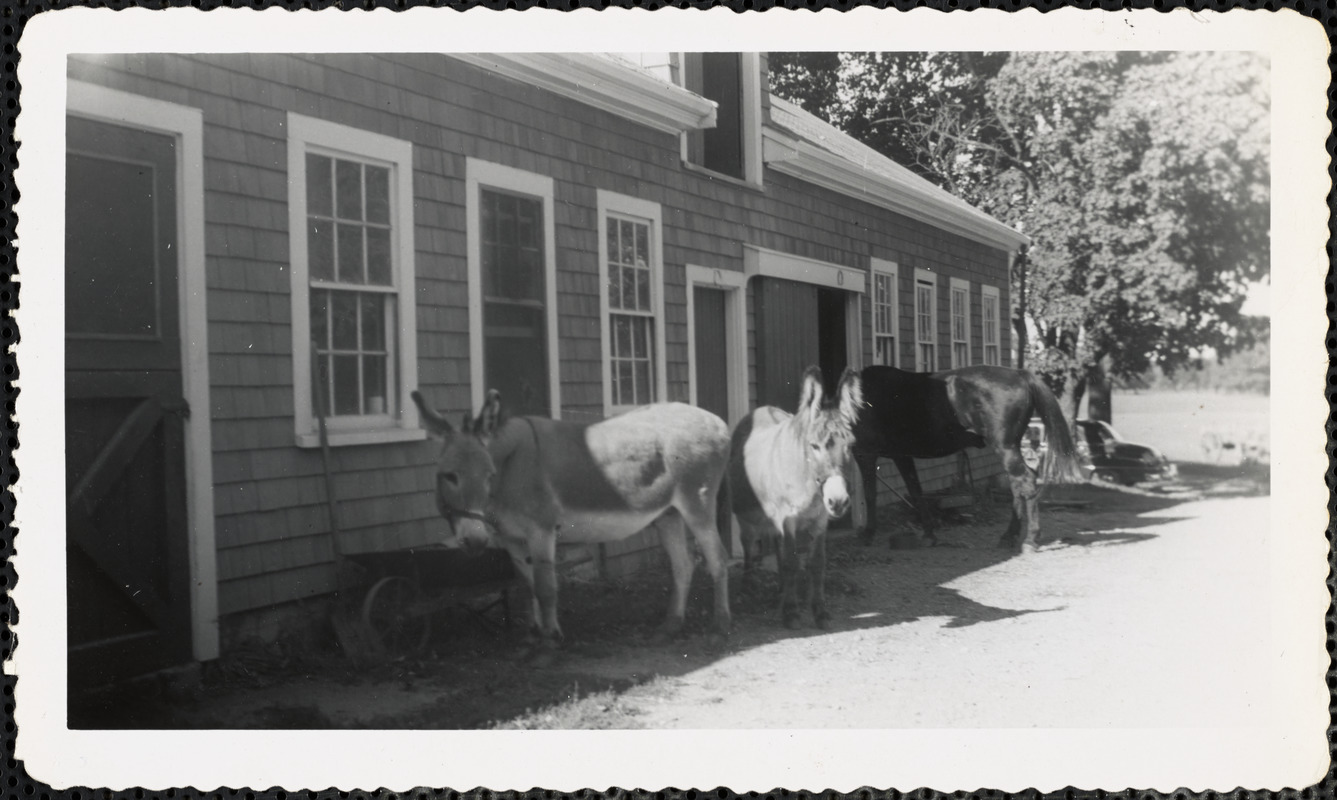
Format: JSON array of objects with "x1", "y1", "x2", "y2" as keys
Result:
[{"x1": 72, "y1": 468, "x2": 1262, "y2": 730}]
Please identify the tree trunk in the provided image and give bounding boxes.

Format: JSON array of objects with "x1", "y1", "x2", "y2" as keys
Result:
[{"x1": 1086, "y1": 354, "x2": 1114, "y2": 423}]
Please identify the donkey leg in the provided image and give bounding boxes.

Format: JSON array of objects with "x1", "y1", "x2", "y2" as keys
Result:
[
  {"x1": 809, "y1": 530, "x2": 830, "y2": 629},
  {"x1": 499, "y1": 538, "x2": 542, "y2": 639},
  {"x1": 525, "y1": 526, "x2": 564, "y2": 646},
  {"x1": 680, "y1": 500, "x2": 732, "y2": 641},
  {"x1": 656, "y1": 513, "x2": 694, "y2": 639}
]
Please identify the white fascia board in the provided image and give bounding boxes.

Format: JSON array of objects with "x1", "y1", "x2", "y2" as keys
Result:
[
  {"x1": 761, "y1": 127, "x2": 1030, "y2": 254},
  {"x1": 451, "y1": 53, "x2": 718, "y2": 135}
]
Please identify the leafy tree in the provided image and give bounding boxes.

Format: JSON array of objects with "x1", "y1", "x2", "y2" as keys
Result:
[{"x1": 768, "y1": 51, "x2": 1269, "y2": 423}]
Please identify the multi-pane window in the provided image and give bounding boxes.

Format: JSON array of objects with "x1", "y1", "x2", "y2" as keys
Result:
[
  {"x1": 950, "y1": 279, "x2": 971, "y2": 368},
  {"x1": 480, "y1": 188, "x2": 550, "y2": 417},
  {"x1": 607, "y1": 214, "x2": 656, "y2": 407},
  {"x1": 289, "y1": 113, "x2": 417, "y2": 447},
  {"x1": 872, "y1": 267, "x2": 898, "y2": 367},
  {"x1": 306, "y1": 152, "x2": 396, "y2": 418},
  {"x1": 914, "y1": 270, "x2": 937, "y2": 373},
  {"x1": 982, "y1": 286, "x2": 1001, "y2": 366}
]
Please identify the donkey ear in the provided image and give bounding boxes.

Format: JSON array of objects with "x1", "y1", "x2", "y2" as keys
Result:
[
  {"x1": 797, "y1": 365, "x2": 824, "y2": 417},
  {"x1": 474, "y1": 389, "x2": 503, "y2": 440},
  {"x1": 411, "y1": 390, "x2": 455, "y2": 439},
  {"x1": 836, "y1": 367, "x2": 864, "y2": 427}
]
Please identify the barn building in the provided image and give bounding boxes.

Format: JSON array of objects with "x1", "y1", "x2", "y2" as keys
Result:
[{"x1": 64, "y1": 52, "x2": 1026, "y2": 682}]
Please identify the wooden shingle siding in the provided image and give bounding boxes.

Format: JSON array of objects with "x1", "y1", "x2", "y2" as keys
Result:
[{"x1": 71, "y1": 52, "x2": 1014, "y2": 627}]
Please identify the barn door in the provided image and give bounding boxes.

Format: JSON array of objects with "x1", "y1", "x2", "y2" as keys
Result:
[
  {"x1": 65, "y1": 116, "x2": 193, "y2": 686},
  {"x1": 755, "y1": 278, "x2": 819, "y2": 411}
]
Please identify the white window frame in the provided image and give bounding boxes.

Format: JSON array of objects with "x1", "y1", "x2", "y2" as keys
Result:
[
  {"x1": 982, "y1": 284, "x2": 1002, "y2": 366},
  {"x1": 288, "y1": 113, "x2": 421, "y2": 449},
  {"x1": 914, "y1": 267, "x2": 938, "y2": 373},
  {"x1": 598, "y1": 190, "x2": 668, "y2": 416},
  {"x1": 950, "y1": 277, "x2": 972, "y2": 369},
  {"x1": 466, "y1": 158, "x2": 562, "y2": 420},
  {"x1": 871, "y1": 258, "x2": 900, "y2": 368},
  {"x1": 675, "y1": 52, "x2": 764, "y2": 186}
]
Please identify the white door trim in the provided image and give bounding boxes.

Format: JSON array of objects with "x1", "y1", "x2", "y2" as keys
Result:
[
  {"x1": 685, "y1": 265, "x2": 749, "y2": 427},
  {"x1": 67, "y1": 80, "x2": 218, "y2": 661}
]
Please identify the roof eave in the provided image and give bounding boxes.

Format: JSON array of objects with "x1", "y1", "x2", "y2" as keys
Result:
[
  {"x1": 762, "y1": 126, "x2": 1030, "y2": 253},
  {"x1": 450, "y1": 53, "x2": 718, "y2": 136}
]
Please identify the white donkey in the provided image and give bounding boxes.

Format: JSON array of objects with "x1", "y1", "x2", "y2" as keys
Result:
[
  {"x1": 730, "y1": 366, "x2": 862, "y2": 629},
  {"x1": 412, "y1": 389, "x2": 733, "y2": 652}
]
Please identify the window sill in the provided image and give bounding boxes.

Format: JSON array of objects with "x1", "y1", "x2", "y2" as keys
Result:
[
  {"x1": 681, "y1": 161, "x2": 764, "y2": 193},
  {"x1": 295, "y1": 427, "x2": 427, "y2": 449}
]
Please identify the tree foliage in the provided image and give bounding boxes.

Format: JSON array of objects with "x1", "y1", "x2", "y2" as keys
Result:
[{"x1": 769, "y1": 51, "x2": 1270, "y2": 417}]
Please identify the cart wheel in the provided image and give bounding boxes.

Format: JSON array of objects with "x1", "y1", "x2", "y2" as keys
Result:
[{"x1": 361, "y1": 576, "x2": 431, "y2": 655}]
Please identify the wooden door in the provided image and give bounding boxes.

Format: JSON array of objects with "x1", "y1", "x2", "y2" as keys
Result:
[
  {"x1": 65, "y1": 116, "x2": 193, "y2": 686},
  {"x1": 755, "y1": 277, "x2": 819, "y2": 411}
]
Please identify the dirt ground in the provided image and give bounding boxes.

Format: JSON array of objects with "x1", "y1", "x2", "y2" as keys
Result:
[{"x1": 72, "y1": 461, "x2": 1273, "y2": 730}]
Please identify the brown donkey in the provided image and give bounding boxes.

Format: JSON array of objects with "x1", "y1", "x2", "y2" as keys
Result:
[{"x1": 412, "y1": 390, "x2": 733, "y2": 652}]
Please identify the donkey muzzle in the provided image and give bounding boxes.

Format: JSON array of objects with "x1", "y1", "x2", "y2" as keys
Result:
[
  {"x1": 442, "y1": 509, "x2": 492, "y2": 554},
  {"x1": 822, "y1": 475, "x2": 850, "y2": 519}
]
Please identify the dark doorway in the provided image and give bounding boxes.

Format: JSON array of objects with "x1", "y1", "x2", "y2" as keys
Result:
[
  {"x1": 692, "y1": 286, "x2": 730, "y2": 421},
  {"x1": 817, "y1": 287, "x2": 849, "y2": 396}
]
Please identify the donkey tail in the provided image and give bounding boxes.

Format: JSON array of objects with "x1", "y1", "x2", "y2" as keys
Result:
[{"x1": 1026, "y1": 371, "x2": 1085, "y2": 485}]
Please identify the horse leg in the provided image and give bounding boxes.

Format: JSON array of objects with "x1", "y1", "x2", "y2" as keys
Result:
[
  {"x1": 656, "y1": 513, "x2": 694, "y2": 640},
  {"x1": 998, "y1": 448, "x2": 1040, "y2": 554},
  {"x1": 808, "y1": 530, "x2": 830, "y2": 629},
  {"x1": 855, "y1": 452, "x2": 879, "y2": 546},
  {"x1": 680, "y1": 496, "x2": 732, "y2": 643},
  {"x1": 890, "y1": 454, "x2": 935, "y2": 548}
]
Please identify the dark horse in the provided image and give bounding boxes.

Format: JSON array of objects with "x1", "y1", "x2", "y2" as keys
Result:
[{"x1": 853, "y1": 365, "x2": 1084, "y2": 553}]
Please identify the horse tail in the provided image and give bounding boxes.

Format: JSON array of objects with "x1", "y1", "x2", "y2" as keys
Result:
[{"x1": 1026, "y1": 371, "x2": 1085, "y2": 485}]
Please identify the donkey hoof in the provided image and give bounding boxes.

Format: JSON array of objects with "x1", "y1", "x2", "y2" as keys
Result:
[
  {"x1": 782, "y1": 611, "x2": 801, "y2": 630},
  {"x1": 705, "y1": 631, "x2": 731, "y2": 653},
  {"x1": 813, "y1": 610, "x2": 831, "y2": 630}
]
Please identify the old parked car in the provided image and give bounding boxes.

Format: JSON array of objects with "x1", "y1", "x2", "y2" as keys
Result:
[{"x1": 1021, "y1": 417, "x2": 1177, "y2": 485}]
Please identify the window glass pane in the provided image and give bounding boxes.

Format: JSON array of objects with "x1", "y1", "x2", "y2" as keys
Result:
[
  {"x1": 634, "y1": 223, "x2": 648, "y2": 266},
  {"x1": 336, "y1": 159, "x2": 363, "y2": 220},
  {"x1": 337, "y1": 223, "x2": 365, "y2": 284},
  {"x1": 619, "y1": 219, "x2": 635, "y2": 265},
  {"x1": 306, "y1": 154, "x2": 332, "y2": 218},
  {"x1": 621, "y1": 266, "x2": 637, "y2": 310},
  {"x1": 362, "y1": 355, "x2": 388, "y2": 414},
  {"x1": 332, "y1": 354, "x2": 361, "y2": 415},
  {"x1": 361, "y1": 294, "x2": 385, "y2": 351},
  {"x1": 366, "y1": 227, "x2": 391, "y2": 286},
  {"x1": 313, "y1": 353, "x2": 333, "y2": 418},
  {"x1": 365, "y1": 165, "x2": 390, "y2": 224},
  {"x1": 331, "y1": 291, "x2": 359, "y2": 350},
  {"x1": 634, "y1": 361, "x2": 652, "y2": 404},
  {"x1": 617, "y1": 360, "x2": 634, "y2": 406},
  {"x1": 308, "y1": 220, "x2": 334, "y2": 281},
  {"x1": 632, "y1": 317, "x2": 648, "y2": 358},
  {"x1": 607, "y1": 256, "x2": 622, "y2": 309},
  {"x1": 310, "y1": 290, "x2": 329, "y2": 348},
  {"x1": 636, "y1": 267, "x2": 650, "y2": 311},
  {"x1": 614, "y1": 315, "x2": 632, "y2": 357}
]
